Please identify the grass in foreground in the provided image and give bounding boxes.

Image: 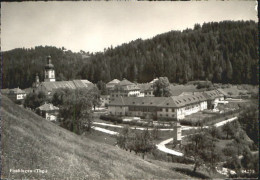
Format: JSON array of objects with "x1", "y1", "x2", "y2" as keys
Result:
[{"x1": 1, "y1": 95, "x2": 188, "y2": 180}]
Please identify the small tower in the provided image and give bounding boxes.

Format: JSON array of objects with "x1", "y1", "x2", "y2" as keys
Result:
[
  {"x1": 44, "y1": 55, "x2": 55, "y2": 82},
  {"x1": 173, "y1": 122, "x2": 182, "y2": 146}
]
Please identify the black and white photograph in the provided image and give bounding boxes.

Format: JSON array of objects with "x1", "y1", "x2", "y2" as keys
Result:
[{"x1": 1, "y1": 1, "x2": 258, "y2": 179}]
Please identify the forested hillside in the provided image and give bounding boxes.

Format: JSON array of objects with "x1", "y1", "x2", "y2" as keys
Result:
[
  {"x1": 2, "y1": 46, "x2": 91, "y2": 89},
  {"x1": 78, "y1": 20, "x2": 258, "y2": 84},
  {"x1": 2, "y1": 20, "x2": 258, "y2": 89}
]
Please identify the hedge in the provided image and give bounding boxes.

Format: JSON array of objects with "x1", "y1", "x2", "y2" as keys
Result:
[{"x1": 100, "y1": 115, "x2": 123, "y2": 123}]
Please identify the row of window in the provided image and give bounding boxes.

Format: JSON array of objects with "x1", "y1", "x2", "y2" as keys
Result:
[
  {"x1": 129, "y1": 106, "x2": 156, "y2": 112},
  {"x1": 159, "y1": 114, "x2": 175, "y2": 117},
  {"x1": 159, "y1": 108, "x2": 175, "y2": 112}
]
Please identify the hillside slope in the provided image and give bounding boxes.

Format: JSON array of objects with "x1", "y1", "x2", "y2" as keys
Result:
[
  {"x1": 79, "y1": 20, "x2": 257, "y2": 84},
  {"x1": 1, "y1": 95, "x2": 188, "y2": 179}
]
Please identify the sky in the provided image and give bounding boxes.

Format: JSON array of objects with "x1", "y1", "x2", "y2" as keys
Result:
[{"x1": 1, "y1": 1, "x2": 258, "y2": 53}]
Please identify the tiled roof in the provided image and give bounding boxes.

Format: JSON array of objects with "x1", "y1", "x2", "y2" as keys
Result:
[
  {"x1": 137, "y1": 83, "x2": 153, "y2": 92},
  {"x1": 216, "y1": 88, "x2": 229, "y2": 96},
  {"x1": 150, "y1": 78, "x2": 158, "y2": 84},
  {"x1": 37, "y1": 103, "x2": 59, "y2": 111},
  {"x1": 202, "y1": 90, "x2": 223, "y2": 100},
  {"x1": 113, "y1": 79, "x2": 140, "y2": 91},
  {"x1": 118, "y1": 79, "x2": 134, "y2": 86},
  {"x1": 169, "y1": 84, "x2": 199, "y2": 96},
  {"x1": 9, "y1": 88, "x2": 26, "y2": 94},
  {"x1": 109, "y1": 93, "x2": 207, "y2": 108},
  {"x1": 107, "y1": 79, "x2": 120, "y2": 85},
  {"x1": 39, "y1": 80, "x2": 93, "y2": 92}
]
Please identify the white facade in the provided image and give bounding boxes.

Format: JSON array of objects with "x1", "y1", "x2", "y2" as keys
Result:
[
  {"x1": 111, "y1": 90, "x2": 141, "y2": 99},
  {"x1": 109, "y1": 100, "x2": 208, "y2": 120},
  {"x1": 108, "y1": 106, "x2": 128, "y2": 116},
  {"x1": 16, "y1": 93, "x2": 26, "y2": 100},
  {"x1": 45, "y1": 112, "x2": 57, "y2": 121}
]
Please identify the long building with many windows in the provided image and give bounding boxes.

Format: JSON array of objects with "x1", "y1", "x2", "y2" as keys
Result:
[{"x1": 108, "y1": 93, "x2": 208, "y2": 120}]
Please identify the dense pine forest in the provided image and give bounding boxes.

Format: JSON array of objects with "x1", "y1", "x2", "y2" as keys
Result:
[{"x1": 2, "y1": 20, "x2": 258, "y2": 89}]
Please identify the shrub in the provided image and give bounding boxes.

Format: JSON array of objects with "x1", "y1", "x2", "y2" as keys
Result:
[{"x1": 100, "y1": 115, "x2": 123, "y2": 123}]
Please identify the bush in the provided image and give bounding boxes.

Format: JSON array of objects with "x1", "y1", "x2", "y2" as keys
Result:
[{"x1": 100, "y1": 115, "x2": 123, "y2": 123}]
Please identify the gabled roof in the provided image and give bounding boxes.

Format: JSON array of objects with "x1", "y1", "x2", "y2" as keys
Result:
[
  {"x1": 9, "y1": 88, "x2": 26, "y2": 94},
  {"x1": 73, "y1": 80, "x2": 93, "y2": 88},
  {"x1": 118, "y1": 79, "x2": 134, "y2": 86},
  {"x1": 37, "y1": 103, "x2": 59, "y2": 111},
  {"x1": 150, "y1": 78, "x2": 158, "y2": 84},
  {"x1": 202, "y1": 90, "x2": 223, "y2": 100},
  {"x1": 109, "y1": 96, "x2": 168, "y2": 107},
  {"x1": 216, "y1": 88, "x2": 229, "y2": 96},
  {"x1": 109, "y1": 93, "x2": 207, "y2": 108},
  {"x1": 137, "y1": 83, "x2": 153, "y2": 92},
  {"x1": 113, "y1": 79, "x2": 140, "y2": 91},
  {"x1": 39, "y1": 80, "x2": 93, "y2": 92},
  {"x1": 169, "y1": 84, "x2": 199, "y2": 96},
  {"x1": 107, "y1": 79, "x2": 120, "y2": 85}
]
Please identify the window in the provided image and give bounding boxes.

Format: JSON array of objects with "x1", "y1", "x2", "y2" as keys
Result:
[
  {"x1": 172, "y1": 108, "x2": 175, "y2": 112},
  {"x1": 166, "y1": 108, "x2": 168, "y2": 112},
  {"x1": 160, "y1": 114, "x2": 162, "y2": 117},
  {"x1": 166, "y1": 114, "x2": 168, "y2": 117}
]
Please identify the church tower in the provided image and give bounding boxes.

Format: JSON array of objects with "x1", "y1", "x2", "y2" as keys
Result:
[{"x1": 44, "y1": 55, "x2": 55, "y2": 82}]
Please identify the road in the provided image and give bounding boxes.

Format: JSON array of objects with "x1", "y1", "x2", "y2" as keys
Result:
[
  {"x1": 93, "y1": 122, "x2": 174, "y2": 131},
  {"x1": 156, "y1": 116, "x2": 237, "y2": 156},
  {"x1": 92, "y1": 117, "x2": 238, "y2": 157},
  {"x1": 92, "y1": 116, "x2": 238, "y2": 176}
]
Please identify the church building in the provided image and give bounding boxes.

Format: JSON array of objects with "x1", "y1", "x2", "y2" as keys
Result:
[{"x1": 34, "y1": 56, "x2": 94, "y2": 96}]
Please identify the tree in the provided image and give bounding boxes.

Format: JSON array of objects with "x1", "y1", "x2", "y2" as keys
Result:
[
  {"x1": 116, "y1": 126, "x2": 130, "y2": 150},
  {"x1": 23, "y1": 91, "x2": 47, "y2": 110},
  {"x1": 117, "y1": 127, "x2": 155, "y2": 159},
  {"x1": 153, "y1": 77, "x2": 172, "y2": 97},
  {"x1": 184, "y1": 129, "x2": 222, "y2": 173},
  {"x1": 222, "y1": 122, "x2": 235, "y2": 139},
  {"x1": 151, "y1": 126, "x2": 160, "y2": 140},
  {"x1": 90, "y1": 86, "x2": 101, "y2": 110},
  {"x1": 238, "y1": 104, "x2": 258, "y2": 147},
  {"x1": 96, "y1": 80, "x2": 108, "y2": 95},
  {"x1": 52, "y1": 88, "x2": 96, "y2": 134}
]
